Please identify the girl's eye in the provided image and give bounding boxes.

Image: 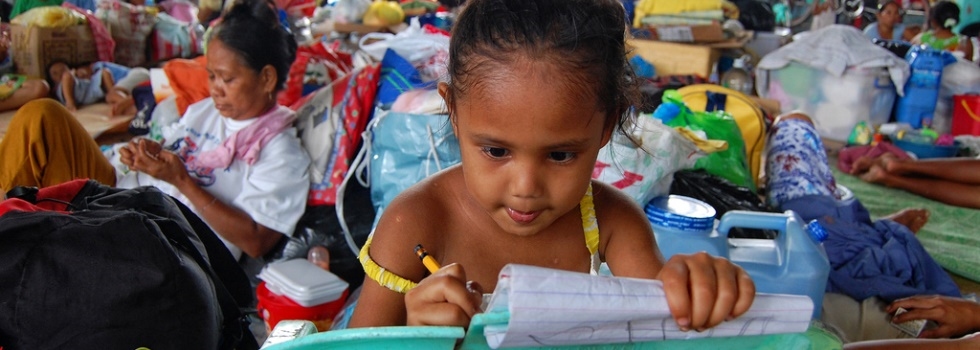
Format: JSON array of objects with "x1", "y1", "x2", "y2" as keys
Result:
[
  {"x1": 482, "y1": 147, "x2": 508, "y2": 158},
  {"x1": 549, "y1": 152, "x2": 575, "y2": 162}
]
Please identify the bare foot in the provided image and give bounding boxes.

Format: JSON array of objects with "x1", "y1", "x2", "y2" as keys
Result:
[
  {"x1": 850, "y1": 155, "x2": 875, "y2": 175},
  {"x1": 860, "y1": 164, "x2": 888, "y2": 184},
  {"x1": 882, "y1": 208, "x2": 930, "y2": 234},
  {"x1": 879, "y1": 154, "x2": 905, "y2": 174}
]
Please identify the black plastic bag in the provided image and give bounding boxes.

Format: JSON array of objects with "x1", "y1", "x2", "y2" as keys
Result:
[
  {"x1": 732, "y1": 0, "x2": 775, "y2": 32},
  {"x1": 669, "y1": 169, "x2": 777, "y2": 239}
]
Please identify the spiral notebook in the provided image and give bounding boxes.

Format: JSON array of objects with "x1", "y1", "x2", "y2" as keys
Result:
[{"x1": 473, "y1": 264, "x2": 814, "y2": 349}]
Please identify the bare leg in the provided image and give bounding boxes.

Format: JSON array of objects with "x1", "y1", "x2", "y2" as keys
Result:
[
  {"x1": 0, "y1": 79, "x2": 50, "y2": 113},
  {"x1": 862, "y1": 165, "x2": 980, "y2": 209},
  {"x1": 884, "y1": 158, "x2": 980, "y2": 185},
  {"x1": 60, "y1": 71, "x2": 78, "y2": 112}
]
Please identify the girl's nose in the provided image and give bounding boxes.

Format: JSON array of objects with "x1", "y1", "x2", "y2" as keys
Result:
[{"x1": 510, "y1": 160, "x2": 544, "y2": 198}]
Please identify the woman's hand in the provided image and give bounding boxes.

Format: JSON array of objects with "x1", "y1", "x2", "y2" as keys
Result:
[
  {"x1": 658, "y1": 252, "x2": 755, "y2": 332},
  {"x1": 118, "y1": 138, "x2": 189, "y2": 185},
  {"x1": 888, "y1": 295, "x2": 980, "y2": 339},
  {"x1": 405, "y1": 263, "x2": 484, "y2": 327}
]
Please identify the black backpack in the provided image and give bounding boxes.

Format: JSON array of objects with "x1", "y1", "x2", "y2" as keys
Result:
[{"x1": 0, "y1": 180, "x2": 257, "y2": 350}]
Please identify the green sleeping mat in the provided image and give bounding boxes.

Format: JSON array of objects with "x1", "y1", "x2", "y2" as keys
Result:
[{"x1": 830, "y1": 165, "x2": 980, "y2": 284}]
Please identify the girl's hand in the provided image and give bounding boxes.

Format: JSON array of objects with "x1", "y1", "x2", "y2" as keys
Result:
[
  {"x1": 405, "y1": 263, "x2": 484, "y2": 327},
  {"x1": 118, "y1": 138, "x2": 188, "y2": 185},
  {"x1": 658, "y1": 252, "x2": 755, "y2": 332},
  {"x1": 887, "y1": 295, "x2": 980, "y2": 339}
]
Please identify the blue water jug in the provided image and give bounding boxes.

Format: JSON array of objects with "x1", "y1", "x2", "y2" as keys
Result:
[
  {"x1": 646, "y1": 195, "x2": 727, "y2": 259},
  {"x1": 895, "y1": 45, "x2": 957, "y2": 128},
  {"x1": 717, "y1": 211, "x2": 830, "y2": 319},
  {"x1": 648, "y1": 199, "x2": 831, "y2": 319}
]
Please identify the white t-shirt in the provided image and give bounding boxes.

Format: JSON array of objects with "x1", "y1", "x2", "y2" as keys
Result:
[{"x1": 108, "y1": 98, "x2": 311, "y2": 259}]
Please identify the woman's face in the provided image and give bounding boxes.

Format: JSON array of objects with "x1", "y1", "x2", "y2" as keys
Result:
[
  {"x1": 878, "y1": 3, "x2": 901, "y2": 28},
  {"x1": 205, "y1": 39, "x2": 276, "y2": 120}
]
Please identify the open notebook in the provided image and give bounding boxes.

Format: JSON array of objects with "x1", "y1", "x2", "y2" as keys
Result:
[{"x1": 478, "y1": 264, "x2": 813, "y2": 349}]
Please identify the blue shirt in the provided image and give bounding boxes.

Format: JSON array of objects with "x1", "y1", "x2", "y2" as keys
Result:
[{"x1": 863, "y1": 22, "x2": 908, "y2": 41}]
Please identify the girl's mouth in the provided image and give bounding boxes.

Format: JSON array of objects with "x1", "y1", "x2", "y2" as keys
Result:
[{"x1": 507, "y1": 208, "x2": 541, "y2": 224}]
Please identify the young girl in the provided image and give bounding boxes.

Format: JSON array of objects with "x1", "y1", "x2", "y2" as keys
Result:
[
  {"x1": 348, "y1": 0, "x2": 755, "y2": 332},
  {"x1": 913, "y1": 1, "x2": 973, "y2": 60}
]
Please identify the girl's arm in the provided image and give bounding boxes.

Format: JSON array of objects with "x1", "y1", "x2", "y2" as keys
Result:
[
  {"x1": 348, "y1": 188, "x2": 482, "y2": 328},
  {"x1": 594, "y1": 181, "x2": 755, "y2": 332}
]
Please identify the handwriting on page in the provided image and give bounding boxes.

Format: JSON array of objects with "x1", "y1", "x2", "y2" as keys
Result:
[{"x1": 483, "y1": 264, "x2": 812, "y2": 349}]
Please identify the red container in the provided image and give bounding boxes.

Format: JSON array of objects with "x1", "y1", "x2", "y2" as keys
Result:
[
  {"x1": 952, "y1": 94, "x2": 980, "y2": 136},
  {"x1": 256, "y1": 281, "x2": 348, "y2": 332}
]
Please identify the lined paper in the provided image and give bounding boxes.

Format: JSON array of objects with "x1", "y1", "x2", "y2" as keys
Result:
[{"x1": 483, "y1": 264, "x2": 812, "y2": 349}]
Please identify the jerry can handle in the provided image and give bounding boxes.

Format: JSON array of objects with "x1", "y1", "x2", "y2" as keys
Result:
[{"x1": 717, "y1": 210, "x2": 790, "y2": 235}]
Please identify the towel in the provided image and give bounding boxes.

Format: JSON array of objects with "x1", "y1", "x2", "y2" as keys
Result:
[{"x1": 189, "y1": 105, "x2": 297, "y2": 169}]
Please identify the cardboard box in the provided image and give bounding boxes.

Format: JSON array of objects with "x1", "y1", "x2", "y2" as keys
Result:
[
  {"x1": 10, "y1": 24, "x2": 99, "y2": 79},
  {"x1": 646, "y1": 23, "x2": 726, "y2": 43},
  {"x1": 628, "y1": 39, "x2": 720, "y2": 78}
]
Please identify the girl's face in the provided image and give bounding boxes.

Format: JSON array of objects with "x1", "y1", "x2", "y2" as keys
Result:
[
  {"x1": 205, "y1": 39, "x2": 276, "y2": 121},
  {"x1": 878, "y1": 4, "x2": 901, "y2": 27},
  {"x1": 445, "y1": 61, "x2": 613, "y2": 237}
]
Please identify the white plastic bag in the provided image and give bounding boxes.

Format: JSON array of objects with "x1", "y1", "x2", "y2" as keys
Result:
[
  {"x1": 593, "y1": 116, "x2": 704, "y2": 206},
  {"x1": 358, "y1": 17, "x2": 449, "y2": 68}
]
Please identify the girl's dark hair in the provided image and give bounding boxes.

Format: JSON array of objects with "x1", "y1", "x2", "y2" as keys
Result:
[
  {"x1": 930, "y1": 1, "x2": 960, "y2": 30},
  {"x1": 445, "y1": 0, "x2": 638, "y2": 132},
  {"x1": 211, "y1": 0, "x2": 297, "y2": 91}
]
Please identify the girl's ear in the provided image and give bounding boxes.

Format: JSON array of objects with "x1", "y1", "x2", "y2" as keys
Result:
[
  {"x1": 438, "y1": 82, "x2": 458, "y2": 131},
  {"x1": 599, "y1": 112, "x2": 619, "y2": 148}
]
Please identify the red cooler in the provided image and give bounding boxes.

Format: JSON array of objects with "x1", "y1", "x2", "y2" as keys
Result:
[
  {"x1": 952, "y1": 94, "x2": 980, "y2": 136},
  {"x1": 257, "y1": 259, "x2": 350, "y2": 332}
]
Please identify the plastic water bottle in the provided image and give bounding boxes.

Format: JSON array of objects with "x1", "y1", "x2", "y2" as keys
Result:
[
  {"x1": 721, "y1": 56, "x2": 754, "y2": 96},
  {"x1": 720, "y1": 211, "x2": 830, "y2": 319},
  {"x1": 645, "y1": 195, "x2": 727, "y2": 260},
  {"x1": 895, "y1": 46, "x2": 956, "y2": 128},
  {"x1": 650, "y1": 206, "x2": 831, "y2": 319}
]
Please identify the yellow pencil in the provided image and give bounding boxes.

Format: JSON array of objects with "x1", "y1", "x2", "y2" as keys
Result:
[{"x1": 414, "y1": 244, "x2": 441, "y2": 274}]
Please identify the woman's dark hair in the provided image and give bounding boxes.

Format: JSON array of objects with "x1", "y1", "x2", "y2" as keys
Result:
[
  {"x1": 930, "y1": 1, "x2": 960, "y2": 30},
  {"x1": 878, "y1": 0, "x2": 902, "y2": 16},
  {"x1": 445, "y1": 0, "x2": 638, "y2": 132},
  {"x1": 211, "y1": 0, "x2": 297, "y2": 91}
]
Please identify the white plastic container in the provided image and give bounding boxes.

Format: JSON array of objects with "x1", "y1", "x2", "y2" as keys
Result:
[
  {"x1": 757, "y1": 62, "x2": 897, "y2": 141},
  {"x1": 258, "y1": 259, "x2": 349, "y2": 307}
]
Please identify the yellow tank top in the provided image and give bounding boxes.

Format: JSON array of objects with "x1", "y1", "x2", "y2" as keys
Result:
[{"x1": 359, "y1": 183, "x2": 602, "y2": 293}]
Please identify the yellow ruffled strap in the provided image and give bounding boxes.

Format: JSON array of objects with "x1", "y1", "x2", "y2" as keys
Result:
[
  {"x1": 580, "y1": 183, "x2": 600, "y2": 256},
  {"x1": 358, "y1": 235, "x2": 419, "y2": 293}
]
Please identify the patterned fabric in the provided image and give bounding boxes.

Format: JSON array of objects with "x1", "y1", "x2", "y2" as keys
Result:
[
  {"x1": 360, "y1": 184, "x2": 601, "y2": 293},
  {"x1": 308, "y1": 64, "x2": 380, "y2": 205},
  {"x1": 62, "y1": 2, "x2": 115, "y2": 63},
  {"x1": 919, "y1": 31, "x2": 962, "y2": 52},
  {"x1": 765, "y1": 118, "x2": 838, "y2": 209}
]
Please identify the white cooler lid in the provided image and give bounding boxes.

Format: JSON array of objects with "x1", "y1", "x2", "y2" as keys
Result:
[{"x1": 258, "y1": 259, "x2": 349, "y2": 307}]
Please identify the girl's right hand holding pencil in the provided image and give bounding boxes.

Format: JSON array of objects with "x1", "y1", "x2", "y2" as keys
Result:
[{"x1": 405, "y1": 263, "x2": 484, "y2": 327}]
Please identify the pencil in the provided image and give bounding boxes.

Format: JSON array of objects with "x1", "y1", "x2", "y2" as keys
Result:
[{"x1": 414, "y1": 244, "x2": 441, "y2": 274}]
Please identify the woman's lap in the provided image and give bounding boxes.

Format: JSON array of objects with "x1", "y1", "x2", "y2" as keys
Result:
[{"x1": 766, "y1": 118, "x2": 838, "y2": 209}]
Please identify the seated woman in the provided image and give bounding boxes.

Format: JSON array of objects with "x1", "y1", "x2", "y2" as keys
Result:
[
  {"x1": 911, "y1": 0, "x2": 973, "y2": 60},
  {"x1": 863, "y1": 1, "x2": 916, "y2": 42},
  {"x1": 0, "y1": 0, "x2": 309, "y2": 275}
]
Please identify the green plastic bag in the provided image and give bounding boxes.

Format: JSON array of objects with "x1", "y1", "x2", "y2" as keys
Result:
[{"x1": 658, "y1": 90, "x2": 755, "y2": 190}]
